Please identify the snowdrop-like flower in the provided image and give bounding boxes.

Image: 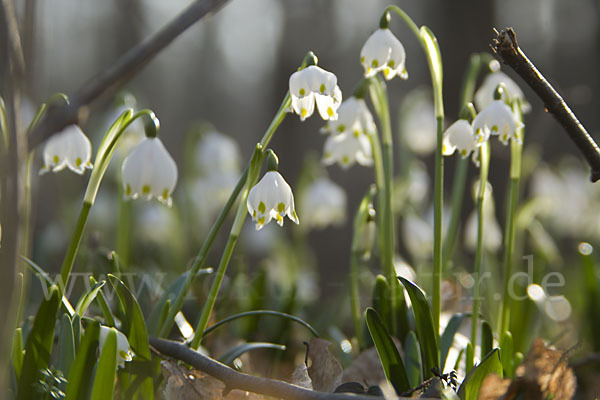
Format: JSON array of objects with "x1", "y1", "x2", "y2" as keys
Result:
[
  {"x1": 321, "y1": 97, "x2": 376, "y2": 137},
  {"x1": 473, "y1": 100, "x2": 523, "y2": 145},
  {"x1": 441, "y1": 119, "x2": 478, "y2": 158},
  {"x1": 99, "y1": 326, "x2": 134, "y2": 369},
  {"x1": 474, "y1": 71, "x2": 530, "y2": 113},
  {"x1": 196, "y1": 131, "x2": 241, "y2": 176},
  {"x1": 122, "y1": 137, "x2": 178, "y2": 206},
  {"x1": 399, "y1": 88, "x2": 437, "y2": 155},
  {"x1": 322, "y1": 131, "x2": 373, "y2": 169},
  {"x1": 289, "y1": 65, "x2": 342, "y2": 121},
  {"x1": 247, "y1": 171, "x2": 299, "y2": 230},
  {"x1": 40, "y1": 124, "x2": 93, "y2": 175},
  {"x1": 300, "y1": 177, "x2": 347, "y2": 229},
  {"x1": 360, "y1": 28, "x2": 408, "y2": 80}
]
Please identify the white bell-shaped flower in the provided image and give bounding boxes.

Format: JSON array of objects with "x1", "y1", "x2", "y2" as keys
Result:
[
  {"x1": 442, "y1": 119, "x2": 478, "y2": 158},
  {"x1": 300, "y1": 177, "x2": 347, "y2": 229},
  {"x1": 40, "y1": 124, "x2": 93, "y2": 175},
  {"x1": 360, "y1": 28, "x2": 408, "y2": 80},
  {"x1": 321, "y1": 97, "x2": 376, "y2": 137},
  {"x1": 195, "y1": 131, "x2": 241, "y2": 176},
  {"x1": 473, "y1": 100, "x2": 523, "y2": 145},
  {"x1": 474, "y1": 71, "x2": 530, "y2": 113},
  {"x1": 99, "y1": 326, "x2": 134, "y2": 369},
  {"x1": 322, "y1": 131, "x2": 373, "y2": 169},
  {"x1": 121, "y1": 137, "x2": 178, "y2": 207},
  {"x1": 289, "y1": 65, "x2": 342, "y2": 121},
  {"x1": 247, "y1": 171, "x2": 299, "y2": 230}
]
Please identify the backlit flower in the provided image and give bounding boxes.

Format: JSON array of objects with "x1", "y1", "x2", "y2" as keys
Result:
[
  {"x1": 322, "y1": 131, "x2": 373, "y2": 169},
  {"x1": 289, "y1": 65, "x2": 341, "y2": 121},
  {"x1": 441, "y1": 119, "x2": 478, "y2": 158},
  {"x1": 122, "y1": 137, "x2": 178, "y2": 206},
  {"x1": 40, "y1": 124, "x2": 93, "y2": 175},
  {"x1": 360, "y1": 28, "x2": 407, "y2": 80},
  {"x1": 247, "y1": 171, "x2": 299, "y2": 230},
  {"x1": 473, "y1": 100, "x2": 523, "y2": 145},
  {"x1": 99, "y1": 326, "x2": 134, "y2": 369},
  {"x1": 300, "y1": 177, "x2": 347, "y2": 229},
  {"x1": 474, "y1": 71, "x2": 530, "y2": 113},
  {"x1": 321, "y1": 96, "x2": 376, "y2": 137}
]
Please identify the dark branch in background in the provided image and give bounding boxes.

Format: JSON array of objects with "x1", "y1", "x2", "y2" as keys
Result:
[
  {"x1": 491, "y1": 27, "x2": 600, "y2": 182},
  {"x1": 149, "y1": 337, "x2": 406, "y2": 400},
  {"x1": 26, "y1": 0, "x2": 229, "y2": 152}
]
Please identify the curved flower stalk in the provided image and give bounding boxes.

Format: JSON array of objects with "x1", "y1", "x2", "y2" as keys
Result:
[
  {"x1": 321, "y1": 96, "x2": 376, "y2": 137},
  {"x1": 40, "y1": 124, "x2": 93, "y2": 175},
  {"x1": 99, "y1": 326, "x2": 134, "y2": 369},
  {"x1": 322, "y1": 131, "x2": 373, "y2": 169},
  {"x1": 473, "y1": 100, "x2": 523, "y2": 145},
  {"x1": 474, "y1": 70, "x2": 530, "y2": 113},
  {"x1": 122, "y1": 136, "x2": 178, "y2": 207},
  {"x1": 361, "y1": 28, "x2": 408, "y2": 80},
  {"x1": 300, "y1": 177, "x2": 347, "y2": 230},
  {"x1": 289, "y1": 65, "x2": 342, "y2": 121},
  {"x1": 247, "y1": 170, "x2": 299, "y2": 230}
]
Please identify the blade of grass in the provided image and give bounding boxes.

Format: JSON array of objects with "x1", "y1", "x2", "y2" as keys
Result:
[
  {"x1": 458, "y1": 348, "x2": 502, "y2": 400},
  {"x1": 90, "y1": 327, "x2": 117, "y2": 400}
]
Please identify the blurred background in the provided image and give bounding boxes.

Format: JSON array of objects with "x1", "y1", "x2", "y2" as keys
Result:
[{"x1": 6, "y1": 0, "x2": 600, "y2": 347}]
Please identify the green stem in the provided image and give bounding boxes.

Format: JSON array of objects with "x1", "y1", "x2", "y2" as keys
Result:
[
  {"x1": 385, "y1": 5, "x2": 445, "y2": 336},
  {"x1": 368, "y1": 77, "x2": 396, "y2": 334},
  {"x1": 499, "y1": 102, "x2": 524, "y2": 338},
  {"x1": 159, "y1": 93, "x2": 291, "y2": 338},
  {"x1": 59, "y1": 201, "x2": 92, "y2": 289},
  {"x1": 471, "y1": 142, "x2": 490, "y2": 351}
]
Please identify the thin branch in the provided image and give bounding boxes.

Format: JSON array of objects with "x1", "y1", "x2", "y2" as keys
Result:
[
  {"x1": 150, "y1": 337, "x2": 410, "y2": 400},
  {"x1": 491, "y1": 27, "x2": 600, "y2": 182},
  {"x1": 26, "y1": 0, "x2": 228, "y2": 152}
]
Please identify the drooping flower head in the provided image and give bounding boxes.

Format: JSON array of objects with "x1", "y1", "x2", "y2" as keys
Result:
[
  {"x1": 300, "y1": 177, "x2": 347, "y2": 230},
  {"x1": 474, "y1": 70, "x2": 530, "y2": 113},
  {"x1": 442, "y1": 119, "x2": 478, "y2": 158},
  {"x1": 321, "y1": 96, "x2": 376, "y2": 137},
  {"x1": 40, "y1": 124, "x2": 93, "y2": 175},
  {"x1": 247, "y1": 170, "x2": 299, "y2": 230},
  {"x1": 121, "y1": 115, "x2": 178, "y2": 206},
  {"x1": 322, "y1": 131, "x2": 373, "y2": 169},
  {"x1": 473, "y1": 100, "x2": 523, "y2": 145},
  {"x1": 99, "y1": 326, "x2": 134, "y2": 369},
  {"x1": 360, "y1": 28, "x2": 408, "y2": 80},
  {"x1": 289, "y1": 65, "x2": 342, "y2": 121}
]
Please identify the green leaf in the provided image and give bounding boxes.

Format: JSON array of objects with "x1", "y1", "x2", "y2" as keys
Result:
[
  {"x1": 21, "y1": 255, "x2": 75, "y2": 316},
  {"x1": 458, "y1": 348, "x2": 502, "y2": 400},
  {"x1": 372, "y1": 275, "x2": 391, "y2": 330},
  {"x1": 57, "y1": 313, "x2": 76, "y2": 377},
  {"x1": 11, "y1": 328, "x2": 24, "y2": 381},
  {"x1": 398, "y1": 277, "x2": 439, "y2": 378},
  {"x1": 218, "y1": 342, "x2": 286, "y2": 366},
  {"x1": 365, "y1": 308, "x2": 410, "y2": 394},
  {"x1": 440, "y1": 313, "x2": 468, "y2": 371},
  {"x1": 90, "y1": 327, "x2": 117, "y2": 400},
  {"x1": 481, "y1": 320, "x2": 493, "y2": 359},
  {"x1": 404, "y1": 331, "x2": 422, "y2": 388},
  {"x1": 202, "y1": 310, "x2": 318, "y2": 339},
  {"x1": 17, "y1": 285, "x2": 60, "y2": 400},
  {"x1": 500, "y1": 331, "x2": 514, "y2": 378},
  {"x1": 108, "y1": 274, "x2": 151, "y2": 360},
  {"x1": 466, "y1": 342, "x2": 474, "y2": 374},
  {"x1": 65, "y1": 320, "x2": 100, "y2": 400},
  {"x1": 75, "y1": 280, "x2": 106, "y2": 316}
]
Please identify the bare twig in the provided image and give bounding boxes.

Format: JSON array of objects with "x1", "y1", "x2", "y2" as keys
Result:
[
  {"x1": 491, "y1": 27, "x2": 600, "y2": 182},
  {"x1": 150, "y1": 337, "x2": 398, "y2": 400},
  {"x1": 26, "y1": 0, "x2": 228, "y2": 153}
]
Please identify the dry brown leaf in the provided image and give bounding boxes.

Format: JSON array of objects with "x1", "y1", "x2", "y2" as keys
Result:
[
  {"x1": 478, "y1": 374, "x2": 511, "y2": 400},
  {"x1": 342, "y1": 339, "x2": 402, "y2": 386},
  {"x1": 290, "y1": 363, "x2": 313, "y2": 390},
  {"x1": 306, "y1": 338, "x2": 343, "y2": 392},
  {"x1": 160, "y1": 360, "x2": 264, "y2": 400}
]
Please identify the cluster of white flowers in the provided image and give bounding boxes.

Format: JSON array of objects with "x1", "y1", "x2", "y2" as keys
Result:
[{"x1": 40, "y1": 116, "x2": 178, "y2": 207}]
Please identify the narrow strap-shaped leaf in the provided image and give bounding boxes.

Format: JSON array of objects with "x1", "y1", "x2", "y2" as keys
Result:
[
  {"x1": 90, "y1": 327, "x2": 117, "y2": 400},
  {"x1": 481, "y1": 320, "x2": 493, "y2": 359},
  {"x1": 11, "y1": 328, "x2": 24, "y2": 381},
  {"x1": 108, "y1": 274, "x2": 151, "y2": 360},
  {"x1": 500, "y1": 331, "x2": 514, "y2": 378},
  {"x1": 365, "y1": 308, "x2": 410, "y2": 394},
  {"x1": 75, "y1": 280, "x2": 106, "y2": 316},
  {"x1": 218, "y1": 342, "x2": 286, "y2": 366},
  {"x1": 458, "y1": 348, "x2": 502, "y2": 400},
  {"x1": 147, "y1": 271, "x2": 190, "y2": 335},
  {"x1": 21, "y1": 255, "x2": 75, "y2": 316},
  {"x1": 440, "y1": 313, "x2": 469, "y2": 371},
  {"x1": 372, "y1": 275, "x2": 391, "y2": 331},
  {"x1": 202, "y1": 310, "x2": 318, "y2": 338},
  {"x1": 17, "y1": 285, "x2": 60, "y2": 400},
  {"x1": 398, "y1": 277, "x2": 440, "y2": 378},
  {"x1": 403, "y1": 331, "x2": 422, "y2": 388},
  {"x1": 65, "y1": 320, "x2": 100, "y2": 399},
  {"x1": 57, "y1": 313, "x2": 76, "y2": 377}
]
